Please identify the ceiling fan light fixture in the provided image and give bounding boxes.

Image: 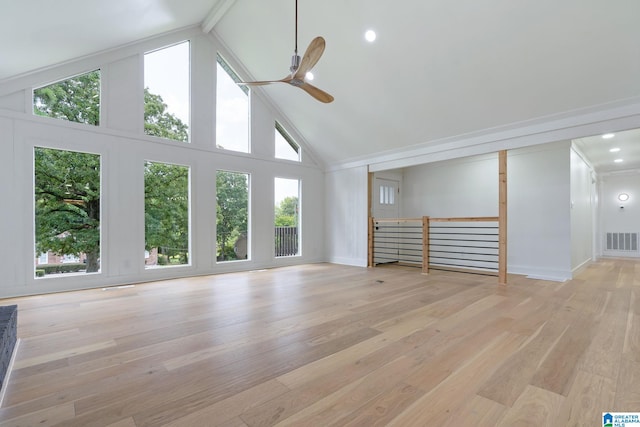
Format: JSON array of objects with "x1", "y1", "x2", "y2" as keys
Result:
[{"x1": 305, "y1": 71, "x2": 314, "y2": 81}]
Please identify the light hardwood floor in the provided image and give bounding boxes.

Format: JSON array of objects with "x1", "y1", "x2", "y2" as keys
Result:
[{"x1": 0, "y1": 259, "x2": 639, "y2": 426}]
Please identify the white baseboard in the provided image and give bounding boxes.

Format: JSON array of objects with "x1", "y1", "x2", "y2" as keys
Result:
[
  {"x1": 328, "y1": 256, "x2": 368, "y2": 268},
  {"x1": 508, "y1": 265, "x2": 572, "y2": 282},
  {"x1": 572, "y1": 258, "x2": 592, "y2": 276}
]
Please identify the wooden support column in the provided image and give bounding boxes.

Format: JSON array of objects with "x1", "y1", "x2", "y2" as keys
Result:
[
  {"x1": 368, "y1": 217, "x2": 374, "y2": 268},
  {"x1": 498, "y1": 150, "x2": 508, "y2": 285},
  {"x1": 368, "y1": 171, "x2": 373, "y2": 267},
  {"x1": 422, "y1": 216, "x2": 430, "y2": 274}
]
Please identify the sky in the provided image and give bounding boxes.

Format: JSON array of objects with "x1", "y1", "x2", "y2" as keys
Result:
[{"x1": 144, "y1": 41, "x2": 190, "y2": 125}]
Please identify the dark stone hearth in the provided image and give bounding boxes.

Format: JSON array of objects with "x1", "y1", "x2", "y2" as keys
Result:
[{"x1": 0, "y1": 305, "x2": 17, "y2": 391}]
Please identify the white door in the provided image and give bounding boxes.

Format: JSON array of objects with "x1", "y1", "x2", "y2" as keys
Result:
[
  {"x1": 373, "y1": 178, "x2": 399, "y2": 219},
  {"x1": 372, "y1": 178, "x2": 400, "y2": 264}
]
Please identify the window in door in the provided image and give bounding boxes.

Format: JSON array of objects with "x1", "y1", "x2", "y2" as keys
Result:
[
  {"x1": 275, "y1": 178, "x2": 300, "y2": 257},
  {"x1": 216, "y1": 170, "x2": 250, "y2": 262},
  {"x1": 144, "y1": 161, "x2": 190, "y2": 267}
]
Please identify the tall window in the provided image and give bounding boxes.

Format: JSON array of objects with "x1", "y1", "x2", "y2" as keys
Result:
[
  {"x1": 216, "y1": 54, "x2": 249, "y2": 153},
  {"x1": 33, "y1": 70, "x2": 100, "y2": 126},
  {"x1": 144, "y1": 41, "x2": 190, "y2": 142},
  {"x1": 216, "y1": 171, "x2": 249, "y2": 262},
  {"x1": 275, "y1": 122, "x2": 301, "y2": 161},
  {"x1": 144, "y1": 161, "x2": 190, "y2": 267},
  {"x1": 34, "y1": 147, "x2": 101, "y2": 277},
  {"x1": 274, "y1": 178, "x2": 300, "y2": 257}
]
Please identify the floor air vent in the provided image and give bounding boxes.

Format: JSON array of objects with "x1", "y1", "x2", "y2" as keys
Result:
[{"x1": 606, "y1": 232, "x2": 639, "y2": 251}]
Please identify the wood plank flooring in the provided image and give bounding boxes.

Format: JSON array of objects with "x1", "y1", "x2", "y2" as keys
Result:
[{"x1": 0, "y1": 259, "x2": 638, "y2": 426}]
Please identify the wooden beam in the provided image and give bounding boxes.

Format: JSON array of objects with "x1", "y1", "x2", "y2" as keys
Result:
[
  {"x1": 498, "y1": 150, "x2": 508, "y2": 285},
  {"x1": 422, "y1": 216, "x2": 429, "y2": 274},
  {"x1": 374, "y1": 217, "x2": 423, "y2": 223},
  {"x1": 368, "y1": 171, "x2": 373, "y2": 219},
  {"x1": 201, "y1": 0, "x2": 238, "y2": 34},
  {"x1": 368, "y1": 217, "x2": 374, "y2": 268},
  {"x1": 430, "y1": 217, "x2": 499, "y2": 222},
  {"x1": 368, "y1": 171, "x2": 373, "y2": 267}
]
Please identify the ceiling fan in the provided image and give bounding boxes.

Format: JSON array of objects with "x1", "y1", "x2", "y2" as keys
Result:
[{"x1": 238, "y1": 0, "x2": 334, "y2": 103}]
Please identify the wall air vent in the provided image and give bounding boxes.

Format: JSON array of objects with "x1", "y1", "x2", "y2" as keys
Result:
[{"x1": 606, "y1": 232, "x2": 639, "y2": 251}]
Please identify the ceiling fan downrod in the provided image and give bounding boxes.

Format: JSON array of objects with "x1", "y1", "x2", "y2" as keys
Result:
[{"x1": 290, "y1": 0, "x2": 301, "y2": 73}]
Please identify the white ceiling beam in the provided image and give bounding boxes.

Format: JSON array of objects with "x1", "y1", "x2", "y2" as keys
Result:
[{"x1": 201, "y1": 0, "x2": 237, "y2": 34}]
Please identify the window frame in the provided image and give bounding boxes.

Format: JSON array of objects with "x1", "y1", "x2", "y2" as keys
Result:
[
  {"x1": 32, "y1": 69, "x2": 102, "y2": 127},
  {"x1": 274, "y1": 177, "x2": 301, "y2": 258},
  {"x1": 143, "y1": 40, "x2": 191, "y2": 143},
  {"x1": 215, "y1": 169, "x2": 251, "y2": 263},
  {"x1": 33, "y1": 146, "x2": 103, "y2": 279},
  {"x1": 143, "y1": 160, "x2": 192, "y2": 269},
  {"x1": 215, "y1": 53, "x2": 250, "y2": 153},
  {"x1": 275, "y1": 121, "x2": 301, "y2": 162}
]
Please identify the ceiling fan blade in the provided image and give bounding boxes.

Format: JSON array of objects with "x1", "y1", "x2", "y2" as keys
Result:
[
  {"x1": 294, "y1": 81, "x2": 334, "y2": 103},
  {"x1": 237, "y1": 77, "x2": 290, "y2": 86},
  {"x1": 293, "y1": 36, "x2": 326, "y2": 80}
]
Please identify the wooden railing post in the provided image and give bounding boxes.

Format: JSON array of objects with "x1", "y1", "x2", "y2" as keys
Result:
[
  {"x1": 368, "y1": 217, "x2": 374, "y2": 268},
  {"x1": 422, "y1": 216, "x2": 430, "y2": 274},
  {"x1": 498, "y1": 150, "x2": 508, "y2": 285}
]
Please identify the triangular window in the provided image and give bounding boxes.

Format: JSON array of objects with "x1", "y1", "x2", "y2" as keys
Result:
[
  {"x1": 275, "y1": 122, "x2": 300, "y2": 162},
  {"x1": 33, "y1": 70, "x2": 100, "y2": 126}
]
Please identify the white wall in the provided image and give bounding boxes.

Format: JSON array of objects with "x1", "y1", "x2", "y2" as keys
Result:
[
  {"x1": 325, "y1": 166, "x2": 368, "y2": 267},
  {"x1": 600, "y1": 171, "x2": 640, "y2": 258},
  {"x1": 0, "y1": 29, "x2": 325, "y2": 297},
  {"x1": 508, "y1": 142, "x2": 572, "y2": 280},
  {"x1": 402, "y1": 153, "x2": 498, "y2": 218},
  {"x1": 400, "y1": 142, "x2": 573, "y2": 281},
  {"x1": 570, "y1": 147, "x2": 595, "y2": 271}
]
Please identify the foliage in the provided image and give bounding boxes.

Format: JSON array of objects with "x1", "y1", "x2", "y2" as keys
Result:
[
  {"x1": 144, "y1": 162, "x2": 190, "y2": 264},
  {"x1": 38, "y1": 263, "x2": 87, "y2": 274},
  {"x1": 33, "y1": 70, "x2": 101, "y2": 125},
  {"x1": 216, "y1": 171, "x2": 248, "y2": 261},
  {"x1": 144, "y1": 88, "x2": 189, "y2": 142},
  {"x1": 275, "y1": 196, "x2": 298, "y2": 227},
  {"x1": 33, "y1": 70, "x2": 192, "y2": 271},
  {"x1": 34, "y1": 148, "x2": 101, "y2": 272}
]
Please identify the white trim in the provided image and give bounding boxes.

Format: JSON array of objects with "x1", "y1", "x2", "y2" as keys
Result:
[
  {"x1": 572, "y1": 258, "x2": 592, "y2": 276},
  {"x1": 0, "y1": 338, "x2": 20, "y2": 408},
  {"x1": 508, "y1": 265, "x2": 572, "y2": 282},
  {"x1": 0, "y1": 26, "x2": 203, "y2": 96},
  {"x1": 329, "y1": 257, "x2": 368, "y2": 268},
  {"x1": 201, "y1": 0, "x2": 238, "y2": 34},
  {"x1": 570, "y1": 143, "x2": 596, "y2": 172},
  {"x1": 327, "y1": 97, "x2": 640, "y2": 172}
]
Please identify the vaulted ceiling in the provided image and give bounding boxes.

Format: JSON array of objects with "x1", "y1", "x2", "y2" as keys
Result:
[{"x1": 2, "y1": 0, "x2": 640, "y2": 169}]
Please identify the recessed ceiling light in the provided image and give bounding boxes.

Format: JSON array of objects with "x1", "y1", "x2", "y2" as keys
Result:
[
  {"x1": 305, "y1": 71, "x2": 314, "y2": 81},
  {"x1": 609, "y1": 147, "x2": 621, "y2": 153},
  {"x1": 614, "y1": 158, "x2": 624, "y2": 163},
  {"x1": 618, "y1": 193, "x2": 630, "y2": 202},
  {"x1": 365, "y1": 30, "x2": 377, "y2": 42},
  {"x1": 602, "y1": 133, "x2": 615, "y2": 139}
]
